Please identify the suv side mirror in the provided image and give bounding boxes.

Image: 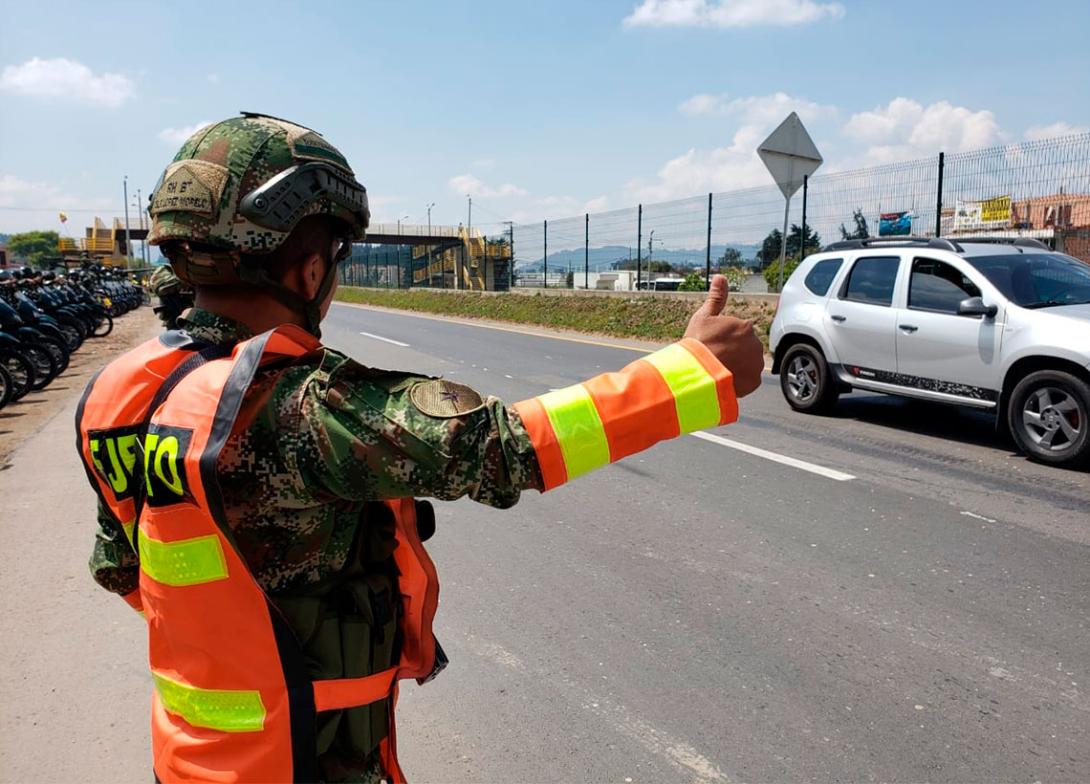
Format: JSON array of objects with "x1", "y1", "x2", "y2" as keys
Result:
[{"x1": 957, "y1": 296, "x2": 998, "y2": 319}]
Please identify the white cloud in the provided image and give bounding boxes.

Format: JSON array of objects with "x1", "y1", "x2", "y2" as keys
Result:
[
  {"x1": 158, "y1": 121, "x2": 213, "y2": 146},
  {"x1": 623, "y1": 0, "x2": 845, "y2": 28},
  {"x1": 1024, "y1": 121, "x2": 1089, "y2": 141},
  {"x1": 0, "y1": 57, "x2": 133, "y2": 107},
  {"x1": 0, "y1": 173, "x2": 114, "y2": 233},
  {"x1": 448, "y1": 173, "x2": 526, "y2": 198},
  {"x1": 679, "y1": 91, "x2": 837, "y2": 124},
  {"x1": 842, "y1": 97, "x2": 1002, "y2": 164}
]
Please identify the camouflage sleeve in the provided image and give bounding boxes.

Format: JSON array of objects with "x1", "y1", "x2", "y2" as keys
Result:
[
  {"x1": 89, "y1": 501, "x2": 139, "y2": 596},
  {"x1": 281, "y1": 352, "x2": 543, "y2": 508}
]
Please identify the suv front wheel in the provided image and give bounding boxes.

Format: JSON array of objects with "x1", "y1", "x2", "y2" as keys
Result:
[
  {"x1": 780, "y1": 343, "x2": 840, "y2": 414},
  {"x1": 1007, "y1": 370, "x2": 1089, "y2": 467}
]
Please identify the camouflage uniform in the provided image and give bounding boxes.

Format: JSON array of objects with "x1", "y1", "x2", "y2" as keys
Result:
[
  {"x1": 147, "y1": 265, "x2": 194, "y2": 329},
  {"x1": 90, "y1": 308, "x2": 543, "y2": 782}
]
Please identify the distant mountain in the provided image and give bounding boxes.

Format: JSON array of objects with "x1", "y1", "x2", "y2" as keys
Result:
[{"x1": 515, "y1": 243, "x2": 760, "y2": 273}]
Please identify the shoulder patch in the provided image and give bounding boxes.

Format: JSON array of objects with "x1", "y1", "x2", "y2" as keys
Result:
[
  {"x1": 150, "y1": 160, "x2": 229, "y2": 217},
  {"x1": 409, "y1": 379, "x2": 485, "y2": 418},
  {"x1": 287, "y1": 128, "x2": 353, "y2": 174}
]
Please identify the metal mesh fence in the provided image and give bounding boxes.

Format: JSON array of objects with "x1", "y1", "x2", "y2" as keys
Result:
[{"x1": 509, "y1": 132, "x2": 1090, "y2": 291}]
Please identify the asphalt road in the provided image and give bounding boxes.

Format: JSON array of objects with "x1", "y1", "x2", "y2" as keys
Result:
[{"x1": 1, "y1": 302, "x2": 1086, "y2": 783}]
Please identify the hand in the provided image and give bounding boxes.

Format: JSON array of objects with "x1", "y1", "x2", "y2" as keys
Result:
[{"x1": 683, "y1": 275, "x2": 764, "y2": 397}]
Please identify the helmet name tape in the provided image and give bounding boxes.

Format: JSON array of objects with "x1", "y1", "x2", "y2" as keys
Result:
[{"x1": 151, "y1": 160, "x2": 230, "y2": 217}]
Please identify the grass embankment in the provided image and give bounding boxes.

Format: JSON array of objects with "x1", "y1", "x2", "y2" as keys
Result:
[{"x1": 335, "y1": 288, "x2": 776, "y2": 348}]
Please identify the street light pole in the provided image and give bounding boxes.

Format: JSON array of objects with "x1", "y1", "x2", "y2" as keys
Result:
[
  {"x1": 426, "y1": 202, "x2": 435, "y2": 289},
  {"x1": 122, "y1": 175, "x2": 132, "y2": 264}
]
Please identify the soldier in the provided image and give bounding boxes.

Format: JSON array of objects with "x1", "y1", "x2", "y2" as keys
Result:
[
  {"x1": 147, "y1": 263, "x2": 195, "y2": 328},
  {"x1": 76, "y1": 113, "x2": 764, "y2": 784}
]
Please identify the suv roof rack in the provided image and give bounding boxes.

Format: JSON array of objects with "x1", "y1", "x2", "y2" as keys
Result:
[
  {"x1": 823, "y1": 236, "x2": 963, "y2": 252},
  {"x1": 952, "y1": 236, "x2": 1051, "y2": 250}
]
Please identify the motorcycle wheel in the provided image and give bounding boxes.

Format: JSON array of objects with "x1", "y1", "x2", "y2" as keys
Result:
[
  {"x1": 39, "y1": 337, "x2": 70, "y2": 376},
  {"x1": 92, "y1": 314, "x2": 114, "y2": 338},
  {"x1": 23, "y1": 343, "x2": 58, "y2": 390},
  {"x1": 0, "y1": 350, "x2": 36, "y2": 401},
  {"x1": 0, "y1": 364, "x2": 11, "y2": 409}
]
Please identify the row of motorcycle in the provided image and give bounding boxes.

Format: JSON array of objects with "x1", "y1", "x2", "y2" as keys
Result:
[{"x1": 0, "y1": 265, "x2": 148, "y2": 410}]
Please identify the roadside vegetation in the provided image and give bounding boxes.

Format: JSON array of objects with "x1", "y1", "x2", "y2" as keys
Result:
[{"x1": 336, "y1": 287, "x2": 777, "y2": 348}]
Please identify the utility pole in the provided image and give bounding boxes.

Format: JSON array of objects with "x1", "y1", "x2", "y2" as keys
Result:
[
  {"x1": 122, "y1": 175, "x2": 132, "y2": 264},
  {"x1": 426, "y1": 202, "x2": 434, "y2": 289},
  {"x1": 648, "y1": 229, "x2": 655, "y2": 290},
  {"x1": 705, "y1": 192, "x2": 713, "y2": 291},
  {"x1": 503, "y1": 220, "x2": 514, "y2": 291},
  {"x1": 636, "y1": 204, "x2": 642, "y2": 292}
]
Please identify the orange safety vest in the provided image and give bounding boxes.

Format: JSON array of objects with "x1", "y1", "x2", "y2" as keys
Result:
[{"x1": 76, "y1": 325, "x2": 440, "y2": 783}]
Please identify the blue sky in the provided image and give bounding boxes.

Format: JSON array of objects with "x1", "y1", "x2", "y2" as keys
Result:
[{"x1": 2, "y1": 0, "x2": 1088, "y2": 238}]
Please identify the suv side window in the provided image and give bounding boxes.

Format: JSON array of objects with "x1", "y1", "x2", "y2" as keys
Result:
[
  {"x1": 804, "y1": 258, "x2": 843, "y2": 296},
  {"x1": 841, "y1": 256, "x2": 900, "y2": 306},
  {"x1": 908, "y1": 257, "x2": 981, "y2": 314}
]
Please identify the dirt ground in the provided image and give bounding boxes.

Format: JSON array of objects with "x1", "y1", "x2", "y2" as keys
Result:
[{"x1": 0, "y1": 307, "x2": 159, "y2": 469}]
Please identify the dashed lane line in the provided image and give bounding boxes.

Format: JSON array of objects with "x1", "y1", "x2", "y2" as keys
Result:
[
  {"x1": 691, "y1": 431, "x2": 856, "y2": 481},
  {"x1": 358, "y1": 331, "x2": 410, "y2": 347}
]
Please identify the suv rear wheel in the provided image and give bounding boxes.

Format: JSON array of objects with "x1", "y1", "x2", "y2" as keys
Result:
[
  {"x1": 780, "y1": 343, "x2": 840, "y2": 414},
  {"x1": 1007, "y1": 370, "x2": 1089, "y2": 467}
]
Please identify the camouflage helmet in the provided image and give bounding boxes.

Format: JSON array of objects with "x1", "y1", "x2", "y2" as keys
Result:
[{"x1": 148, "y1": 112, "x2": 369, "y2": 287}]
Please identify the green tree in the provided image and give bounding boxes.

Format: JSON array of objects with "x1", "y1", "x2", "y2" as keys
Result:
[
  {"x1": 786, "y1": 223, "x2": 821, "y2": 258},
  {"x1": 757, "y1": 229, "x2": 782, "y2": 269},
  {"x1": 7, "y1": 230, "x2": 60, "y2": 267},
  {"x1": 648, "y1": 260, "x2": 673, "y2": 274},
  {"x1": 678, "y1": 271, "x2": 705, "y2": 291},
  {"x1": 718, "y1": 247, "x2": 744, "y2": 268},
  {"x1": 763, "y1": 254, "x2": 802, "y2": 292},
  {"x1": 839, "y1": 208, "x2": 870, "y2": 241}
]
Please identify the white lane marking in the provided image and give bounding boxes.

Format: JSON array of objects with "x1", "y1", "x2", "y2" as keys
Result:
[
  {"x1": 358, "y1": 331, "x2": 410, "y2": 347},
  {"x1": 961, "y1": 510, "x2": 997, "y2": 523},
  {"x1": 691, "y1": 431, "x2": 856, "y2": 481}
]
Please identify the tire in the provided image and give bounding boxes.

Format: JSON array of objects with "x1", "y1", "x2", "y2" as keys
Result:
[
  {"x1": 1007, "y1": 370, "x2": 1090, "y2": 468},
  {"x1": 0, "y1": 364, "x2": 11, "y2": 409},
  {"x1": 780, "y1": 343, "x2": 840, "y2": 414},
  {"x1": 0, "y1": 350, "x2": 36, "y2": 401},
  {"x1": 38, "y1": 336, "x2": 70, "y2": 376},
  {"x1": 22, "y1": 343, "x2": 58, "y2": 390},
  {"x1": 58, "y1": 321, "x2": 83, "y2": 352},
  {"x1": 91, "y1": 314, "x2": 114, "y2": 338}
]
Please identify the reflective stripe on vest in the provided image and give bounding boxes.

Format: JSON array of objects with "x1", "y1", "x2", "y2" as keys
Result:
[
  {"x1": 138, "y1": 532, "x2": 229, "y2": 586},
  {"x1": 152, "y1": 671, "x2": 266, "y2": 733},
  {"x1": 513, "y1": 338, "x2": 737, "y2": 490}
]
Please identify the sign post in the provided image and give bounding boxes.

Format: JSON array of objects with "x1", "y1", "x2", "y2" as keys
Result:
[{"x1": 758, "y1": 112, "x2": 823, "y2": 291}]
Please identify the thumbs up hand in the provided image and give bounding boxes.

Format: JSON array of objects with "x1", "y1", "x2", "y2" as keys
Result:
[{"x1": 683, "y1": 275, "x2": 764, "y2": 397}]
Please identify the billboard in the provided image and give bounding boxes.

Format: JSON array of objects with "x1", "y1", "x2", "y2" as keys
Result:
[
  {"x1": 954, "y1": 195, "x2": 1012, "y2": 231},
  {"x1": 878, "y1": 211, "x2": 913, "y2": 236}
]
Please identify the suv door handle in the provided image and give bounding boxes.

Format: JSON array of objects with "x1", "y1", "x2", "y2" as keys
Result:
[
  {"x1": 899, "y1": 324, "x2": 919, "y2": 333},
  {"x1": 830, "y1": 314, "x2": 846, "y2": 323}
]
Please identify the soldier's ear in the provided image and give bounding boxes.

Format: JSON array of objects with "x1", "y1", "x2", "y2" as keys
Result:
[{"x1": 299, "y1": 252, "x2": 325, "y2": 300}]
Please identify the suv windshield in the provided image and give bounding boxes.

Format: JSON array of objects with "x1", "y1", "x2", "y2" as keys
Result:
[{"x1": 964, "y1": 253, "x2": 1090, "y2": 308}]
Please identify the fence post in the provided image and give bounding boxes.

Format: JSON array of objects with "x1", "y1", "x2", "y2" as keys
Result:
[
  {"x1": 543, "y1": 219, "x2": 548, "y2": 289},
  {"x1": 705, "y1": 192, "x2": 713, "y2": 291},
  {"x1": 636, "y1": 204, "x2": 642, "y2": 292},
  {"x1": 801, "y1": 175, "x2": 808, "y2": 257},
  {"x1": 508, "y1": 222, "x2": 515, "y2": 291},
  {"x1": 935, "y1": 151, "x2": 945, "y2": 238},
  {"x1": 584, "y1": 213, "x2": 590, "y2": 290}
]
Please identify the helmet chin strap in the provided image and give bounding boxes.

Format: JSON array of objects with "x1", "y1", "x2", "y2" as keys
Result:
[{"x1": 238, "y1": 258, "x2": 339, "y2": 338}]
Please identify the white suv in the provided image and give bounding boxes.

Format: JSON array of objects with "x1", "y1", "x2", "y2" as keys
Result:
[{"x1": 769, "y1": 237, "x2": 1090, "y2": 467}]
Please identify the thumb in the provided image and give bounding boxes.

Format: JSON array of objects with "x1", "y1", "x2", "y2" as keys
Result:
[{"x1": 697, "y1": 274, "x2": 728, "y2": 316}]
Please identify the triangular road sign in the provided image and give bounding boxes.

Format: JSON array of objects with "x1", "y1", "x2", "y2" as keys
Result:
[{"x1": 758, "y1": 112, "x2": 824, "y2": 199}]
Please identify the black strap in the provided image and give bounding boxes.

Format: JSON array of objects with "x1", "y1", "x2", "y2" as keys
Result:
[{"x1": 130, "y1": 342, "x2": 233, "y2": 548}]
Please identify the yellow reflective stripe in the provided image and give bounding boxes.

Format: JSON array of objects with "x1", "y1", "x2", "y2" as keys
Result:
[
  {"x1": 537, "y1": 384, "x2": 611, "y2": 480},
  {"x1": 643, "y1": 343, "x2": 721, "y2": 433},
  {"x1": 138, "y1": 533, "x2": 228, "y2": 587},
  {"x1": 121, "y1": 520, "x2": 135, "y2": 549},
  {"x1": 153, "y1": 672, "x2": 265, "y2": 733}
]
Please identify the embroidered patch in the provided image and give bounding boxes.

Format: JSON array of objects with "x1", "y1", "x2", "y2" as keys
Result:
[
  {"x1": 287, "y1": 128, "x2": 352, "y2": 173},
  {"x1": 150, "y1": 160, "x2": 229, "y2": 216},
  {"x1": 410, "y1": 380, "x2": 485, "y2": 418}
]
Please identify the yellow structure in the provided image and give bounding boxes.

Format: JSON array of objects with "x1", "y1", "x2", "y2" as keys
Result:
[
  {"x1": 411, "y1": 228, "x2": 511, "y2": 290},
  {"x1": 57, "y1": 217, "x2": 148, "y2": 266}
]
